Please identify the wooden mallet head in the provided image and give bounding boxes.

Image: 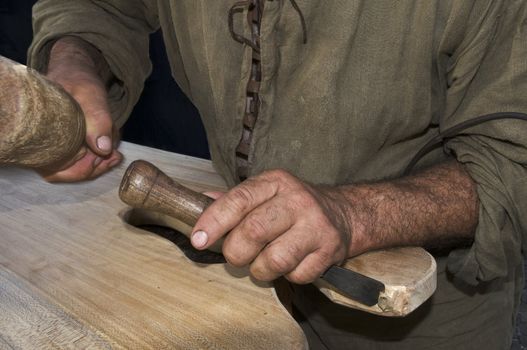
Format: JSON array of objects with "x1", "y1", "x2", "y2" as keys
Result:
[{"x1": 0, "y1": 56, "x2": 85, "y2": 169}]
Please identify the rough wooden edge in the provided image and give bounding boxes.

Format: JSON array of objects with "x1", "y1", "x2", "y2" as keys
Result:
[
  {"x1": 270, "y1": 288, "x2": 310, "y2": 350},
  {"x1": 314, "y1": 249, "x2": 437, "y2": 317}
]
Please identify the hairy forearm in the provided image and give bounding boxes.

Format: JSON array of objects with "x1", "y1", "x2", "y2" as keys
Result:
[{"x1": 319, "y1": 161, "x2": 479, "y2": 257}]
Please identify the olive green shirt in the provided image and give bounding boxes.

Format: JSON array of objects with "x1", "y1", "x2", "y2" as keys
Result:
[{"x1": 29, "y1": 1, "x2": 527, "y2": 349}]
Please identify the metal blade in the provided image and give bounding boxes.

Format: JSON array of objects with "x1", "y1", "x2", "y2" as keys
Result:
[{"x1": 320, "y1": 265, "x2": 385, "y2": 306}]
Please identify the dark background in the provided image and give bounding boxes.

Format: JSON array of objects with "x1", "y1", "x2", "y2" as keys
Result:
[{"x1": 1, "y1": 1, "x2": 525, "y2": 347}]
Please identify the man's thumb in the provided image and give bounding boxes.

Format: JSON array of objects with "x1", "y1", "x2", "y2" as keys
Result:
[{"x1": 84, "y1": 107, "x2": 114, "y2": 157}]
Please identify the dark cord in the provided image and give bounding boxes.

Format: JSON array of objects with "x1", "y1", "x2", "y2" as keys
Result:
[
  {"x1": 403, "y1": 112, "x2": 527, "y2": 175},
  {"x1": 289, "y1": 0, "x2": 308, "y2": 44}
]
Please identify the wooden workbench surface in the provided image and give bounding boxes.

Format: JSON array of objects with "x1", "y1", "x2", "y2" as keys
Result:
[{"x1": 0, "y1": 142, "x2": 307, "y2": 349}]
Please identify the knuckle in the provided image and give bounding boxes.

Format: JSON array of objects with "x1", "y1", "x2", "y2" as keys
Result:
[
  {"x1": 288, "y1": 190, "x2": 316, "y2": 214},
  {"x1": 266, "y1": 169, "x2": 295, "y2": 184},
  {"x1": 298, "y1": 190, "x2": 317, "y2": 207},
  {"x1": 241, "y1": 216, "x2": 268, "y2": 243},
  {"x1": 266, "y1": 251, "x2": 294, "y2": 275},
  {"x1": 285, "y1": 242, "x2": 304, "y2": 259},
  {"x1": 249, "y1": 263, "x2": 273, "y2": 281},
  {"x1": 223, "y1": 249, "x2": 249, "y2": 267},
  {"x1": 264, "y1": 168, "x2": 287, "y2": 178},
  {"x1": 227, "y1": 186, "x2": 256, "y2": 213},
  {"x1": 315, "y1": 249, "x2": 337, "y2": 267},
  {"x1": 265, "y1": 203, "x2": 280, "y2": 222},
  {"x1": 286, "y1": 270, "x2": 316, "y2": 284},
  {"x1": 207, "y1": 210, "x2": 231, "y2": 230}
]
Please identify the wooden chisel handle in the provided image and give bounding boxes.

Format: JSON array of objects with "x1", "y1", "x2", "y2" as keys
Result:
[
  {"x1": 0, "y1": 56, "x2": 85, "y2": 169},
  {"x1": 119, "y1": 160, "x2": 214, "y2": 229}
]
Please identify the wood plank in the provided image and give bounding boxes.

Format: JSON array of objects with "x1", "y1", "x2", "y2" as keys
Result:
[
  {"x1": 0, "y1": 267, "x2": 110, "y2": 349},
  {"x1": 0, "y1": 142, "x2": 307, "y2": 349}
]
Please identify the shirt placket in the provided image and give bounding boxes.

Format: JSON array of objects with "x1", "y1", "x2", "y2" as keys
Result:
[
  {"x1": 228, "y1": 0, "x2": 306, "y2": 181},
  {"x1": 229, "y1": 0, "x2": 264, "y2": 181}
]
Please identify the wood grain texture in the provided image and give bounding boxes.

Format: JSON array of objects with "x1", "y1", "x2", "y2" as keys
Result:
[
  {"x1": 0, "y1": 56, "x2": 85, "y2": 169},
  {"x1": 0, "y1": 142, "x2": 307, "y2": 350},
  {"x1": 0, "y1": 267, "x2": 111, "y2": 349}
]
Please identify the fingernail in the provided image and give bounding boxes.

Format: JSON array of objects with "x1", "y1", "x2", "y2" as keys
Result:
[
  {"x1": 96, "y1": 136, "x2": 112, "y2": 152},
  {"x1": 191, "y1": 230, "x2": 208, "y2": 248},
  {"x1": 93, "y1": 157, "x2": 103, "y2": 167}
]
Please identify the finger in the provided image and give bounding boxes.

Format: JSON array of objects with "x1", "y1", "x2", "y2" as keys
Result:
[
  {"x1": 202, "y1": 191, "x2": 225, "y2": 200},
  {"x1": 284, "y1": 251, "x2": 336, "y2": 284},
  {"x1": 249, "y1": 226, "x2": 318, "y2": 282},
  {"x1": 48, "y1": 146, "x2": 88, "y2": 172},
  {"x1": 82, "y1": 96, "x2": 114, "y2": 157},
  {"x1": 90, "y1": 150, "x2": 123, "y2": 179},
  {"x1": 70, "y1": 146, "x2": 89, "y2": 165},
  {"x1": 68, "y1": 80, "x2": 114, "y2": 157},
  {"x1": 40, "y1": 150, "x2": 99, "y2": 183},
  {"x1": 191, "y1": 175, "x2": 280, "y2": 249},
  {"x1": 222, "y1": 198, "x2": 294, "y2": 267}
]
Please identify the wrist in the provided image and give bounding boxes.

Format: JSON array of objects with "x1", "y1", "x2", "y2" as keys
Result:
[
  {"x1": 311, "y1": 185, "x2": 369, "y2": 258},
  {"x1": 338, "y1": 184, "x2": 378, "y2": 257}
]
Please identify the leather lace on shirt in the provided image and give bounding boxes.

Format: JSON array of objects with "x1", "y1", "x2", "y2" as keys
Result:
[{"x1": 228, "y1": 0, "x2": 306, "y2": 181}]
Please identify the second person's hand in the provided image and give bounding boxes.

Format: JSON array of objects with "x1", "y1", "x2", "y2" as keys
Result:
[{"x1": 39, "y1": 36, "x2": 122, "y2": 182}]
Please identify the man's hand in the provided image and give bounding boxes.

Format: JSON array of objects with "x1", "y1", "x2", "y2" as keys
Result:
[
  {"x1": 191, "y1": 169, "x2": 353, "y2": 284},
  {"x1": 39, "y1": 37, "x2": 122, "y2": 182},
  {"x1": 190, "y1": 162, "x2": 479, "y2": 284}
]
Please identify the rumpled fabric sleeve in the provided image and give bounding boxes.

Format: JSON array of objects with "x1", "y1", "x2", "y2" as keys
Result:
[
  {"x1": 27, "y1": 0, "x2": 160, "y2": 128},
  {"x1": 441, "y1": 0, "x2": 527, "y2": 285}
]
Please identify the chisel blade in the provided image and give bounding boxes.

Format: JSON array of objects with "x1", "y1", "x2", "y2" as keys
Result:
[{"x1": 320, "y1": 265, "x2": 385, "y2": 307}]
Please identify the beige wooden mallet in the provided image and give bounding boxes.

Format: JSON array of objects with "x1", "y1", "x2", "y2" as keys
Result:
[{"x1": 0, "y1": 55, "x2": 85, "y2": 169}]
